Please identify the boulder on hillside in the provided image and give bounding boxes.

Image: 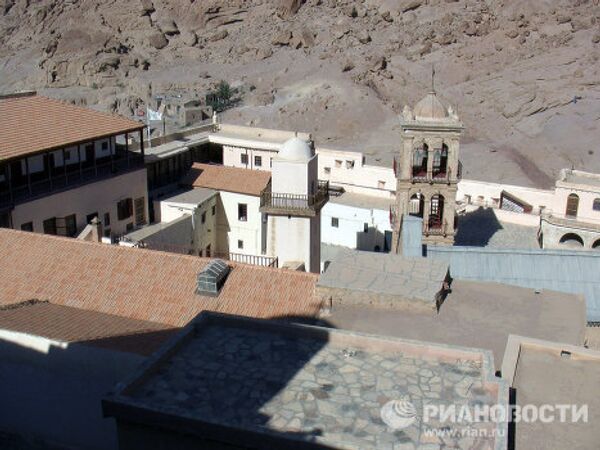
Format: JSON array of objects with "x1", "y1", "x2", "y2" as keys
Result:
[
  {"x1": 276, "y1": 0, "x2": 305, "y2": 19},
  {"x1": 160, "y1": 19, "x2": 179, "y2": 36},
  {"x1": 208, "y1": 30, "x2": 228, "y2": 42},
  {"x1": 272, "y1": 29, "x2": 293, "y2": 45},
  {"x1": 140, "y1": 0, "x2": 155, "y2": 16},
  {"x1": 181, "y1": 30, "x2": 198, "y2": 47},
  {"x1": 401, "y1": 0, "x2": 422, "y2": 13},
  {"x1": 149, "y1": 32, "x2": 168, "y2": 49}
]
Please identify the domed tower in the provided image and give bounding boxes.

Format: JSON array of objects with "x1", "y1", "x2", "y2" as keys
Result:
[
  {"x1": 392, "y1": 91, "x2": 463, "y2": 250},
  {"x1": 260, "y1": 136, "x2": 329, "y2": 272}
]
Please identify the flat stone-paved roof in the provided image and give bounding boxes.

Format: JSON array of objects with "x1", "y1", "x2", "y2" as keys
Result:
[{"x1": 104, "y1": 313, "x2": 508, "y2": 450}]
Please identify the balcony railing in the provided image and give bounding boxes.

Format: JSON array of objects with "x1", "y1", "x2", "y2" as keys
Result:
[
  {"x1": 215, "y1": 252, "x2": 278, "y2": 268},
  {"x1": 0, "y1": 154, "x2": 144, "y2": 209},
  {"x1": 260, "y1": 180, "x2": 329, "y2": 217},
  {"x1": 423, "y1": 218, "x2": 448, "y2": 236},
  {"x1": 405, "y1": 161, "x2": 462, "y2": 184}
]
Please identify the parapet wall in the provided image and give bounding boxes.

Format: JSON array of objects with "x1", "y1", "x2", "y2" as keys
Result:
[{"x1": 218, "y1": 123, "x2": 311, "y2": 142}]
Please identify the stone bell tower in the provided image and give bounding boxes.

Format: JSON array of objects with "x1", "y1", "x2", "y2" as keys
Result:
[{"x1": 392, "y1": 89, "x2": 464, "y2": 251}]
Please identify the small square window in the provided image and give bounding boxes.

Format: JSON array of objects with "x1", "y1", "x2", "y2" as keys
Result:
[
  {"x1": 255, "y1": 155, "x2": 262, "y2": 167},
  {"x1": 346, "y1": 160, "x2": 355, "y2": 169},
  {"x1": 378, "y1": 180, "x2": 386, "y2": 189},
  {"x1": 101, "y1": 141, "x2": 108, "y2": 151},
  {"x1": 212, "y1": 205, "x2": 216, "y2": 216},
  {"x1": 241, "y1": 154, "x2": 248, "y2": 165},
  {"x1": 238, "y1": 239, "x2": 244, "y2": 249},
  {"x1": 20, "y1": 222, "x2": 33, "y2": 232},
  {"x1": 335, "y1": 160, "x2": 342, "y2": 168},
  {"x1": 324, "y1": 167, "x2": 331, "y2": 174},
  {"x1": 331, "y1": 217, "x2": 339, "y2": 228},
  {"x1": 238, "y1": 203, "x2": 247, "y2": 222},
  {"x1": 201, "y1": 212, "x2": 206, "y2": 224}
]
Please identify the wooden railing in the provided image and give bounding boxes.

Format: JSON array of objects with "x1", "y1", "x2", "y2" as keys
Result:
[
  {"x1": 260, "y1": 180, "x2": 329, "y2": 216},
  {"x1": 403, "y1": 161, "x2": 462, "y2": 184},
  {"x1": 0, "y1": 154, "x2": 144, "y2": 208},
  {"x1": 423, "y1": 219, "x2": 447, "y2": 236}
]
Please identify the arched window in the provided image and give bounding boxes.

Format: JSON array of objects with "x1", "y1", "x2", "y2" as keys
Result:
[
  {"x1": 409, "y1": 193, "x2": 424, "y2": 217},
  {"x1": 565, "y1": 193, "x2": 579, "y2": 218},
  {"x1": 432, "y1": 144, "x2": 449, "y2": 178},
  {"x1": 429, "y1": 194, "x2": 445, "y2": 229},
  {"x1": 592, "y1": 239, "x2": 600, "y2": 250},
  {"x1": 593, "y1": 198, "x2": 600, "y2": 212},
  {"x1": 412, "y1": 143, "x2": 428, "y2": 177},
  {"x1": 559, "y1": 233, "x2": 584, "y2": 247}
]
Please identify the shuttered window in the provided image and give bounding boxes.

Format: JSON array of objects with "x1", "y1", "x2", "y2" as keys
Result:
[{"x1": 135, "y1": 197, "x2": 146, "y2": 225}]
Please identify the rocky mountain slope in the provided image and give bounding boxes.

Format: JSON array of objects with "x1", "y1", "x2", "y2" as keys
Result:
[{"x1": 1, "y1": 0, "x2": 599, "y2": 187}]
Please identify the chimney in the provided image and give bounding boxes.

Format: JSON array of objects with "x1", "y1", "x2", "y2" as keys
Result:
[{"x1": 90, "y1": 217, "x2": 103, "y2": 243}]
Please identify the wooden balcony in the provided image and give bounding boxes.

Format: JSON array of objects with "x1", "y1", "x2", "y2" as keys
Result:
[
  {"x1": 423, "y1": 218, "x2": 448, "y2": 236},
  {"x1": 410, "y1": 161, "x2": 462, "y2": 184},
  {"x1": 0, "y1": 151, "x2": 144, "y2": 209},
  {"x1": 260, "y1": 180, "x2": 329, "y2": 217}
]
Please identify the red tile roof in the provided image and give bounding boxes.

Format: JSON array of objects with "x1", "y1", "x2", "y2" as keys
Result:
[
  {"x1": 0, "y1": 300, "x2": 177, "y2": 356},
  {"x1": 0, "y1": 93, "x2": 144, "y2": 161},
  {"x1": 0, "y1": 229, "x2": 321, "y2": 327},
  {"x1": 182, "y1": 163, "x2": 271, "y2": 196}
]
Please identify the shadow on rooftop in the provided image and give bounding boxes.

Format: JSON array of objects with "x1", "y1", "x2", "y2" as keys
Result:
[
  {"x1": 102, "y1": 312, "x2": 343, "y2": 450},
  {"x1": 455, "y1": 206, "x2": 503, "y2": 247}
]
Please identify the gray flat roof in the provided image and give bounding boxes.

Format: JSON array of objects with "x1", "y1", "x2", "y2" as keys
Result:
[
  {"x1": 562, "y1": 172, "x2": 600, "y2": 189},
  {"x1": 329, "y1": 192, "x2": 393, "y2": 211},
  {"x1": 427, "y1": 245, "x2": 600, "y2": 322},
  {"x1": 321, "y1": 243, "x2": 353, "y2": 263},
  {"x1": 123, "y1": 215, "x2": 192, "y2": 242},
  {"x1": 326, "y1": 279, "x2": 586, "y2": 370},
  {"x1": 455, "y1": 207, "x2": 540, "y2": 249},
  {"x1": 318, "y1": 250, "x2": 449, "y2": 308},
  {"x1": 104, "y1": 313, "x2": 507, "y2": 450},
  {"x1": 144, "y1": 130, "x2": 210, "y2": 160},
  {"x1": 161, "y1": 187, "x2": 217, "y2": 205},
  {"x1": 513, "y1": 345, "x2": 600, "y2": 450}
]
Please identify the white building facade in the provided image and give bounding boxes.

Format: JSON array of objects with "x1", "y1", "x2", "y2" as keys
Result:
[{"x1": 321, "y1": 193, "x2": 393, "y2": 252}]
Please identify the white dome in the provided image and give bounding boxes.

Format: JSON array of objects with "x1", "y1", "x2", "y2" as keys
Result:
[
  {"x1": 279, "y1": 137, "x2": 313, "y2": 161},
  {"x1": 413, "y1": 92, "x2": 448, "y2": 121}
]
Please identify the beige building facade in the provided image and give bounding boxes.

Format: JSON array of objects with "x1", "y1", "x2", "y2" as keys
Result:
[
  {"x1": 540, "y1": 169, "x2": 600, "y2": 250},
  {"x1": 0, "y1": 92, "x2": 147, "y2": 239},
  {"x1": 11, "y1": 169, "x2": 148, "y2": 238}
]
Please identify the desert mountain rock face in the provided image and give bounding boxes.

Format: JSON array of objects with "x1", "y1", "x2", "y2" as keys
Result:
[{"x1": 1, "y1": 0, "x2": 599, "y2": 187}]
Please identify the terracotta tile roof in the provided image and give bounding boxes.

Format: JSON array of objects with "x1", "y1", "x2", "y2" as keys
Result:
[
  {"x1": 0, "y1": 93, "x2": 144, "y2": 161},
  {"x1": 181, "y1": 163, "x2": 271, "y2": 196},
  {"x1": 0, "y1": 229, "x2": 321, "y2": 328},
  {"x1": 0, "y1": 300, "x2": 178, "y2": 356}
]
